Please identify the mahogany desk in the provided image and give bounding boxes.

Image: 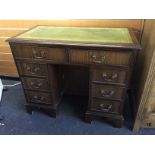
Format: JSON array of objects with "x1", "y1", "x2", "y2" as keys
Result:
[{"x1": 7, "y1": 26, "x2": 141, "y2": 127}]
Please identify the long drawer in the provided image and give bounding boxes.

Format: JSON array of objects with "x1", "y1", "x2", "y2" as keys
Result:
[
  {"x1": 70, "y1": 49, "x2": 133, "y2": 66},
  {"x1": 90, "y1": 98, "x2": 122, "y2": 114},
  {"x1": 17, "y1": 61, "x2": 47, "y2": 77},
  {"x1": 13, "y1": 45, "x2": 66, "y2": 63},
  {"x1": 92, "y1": 84, "x2": 126, "y2": 100},
  {"x1": 22, "y1": 77, "x2": 49, "y2": 91}
]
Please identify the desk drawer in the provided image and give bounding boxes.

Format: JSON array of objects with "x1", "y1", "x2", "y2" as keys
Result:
[
  {"x1": 92, "y1": 84, "x2": 125, "y2": 100},
  {"x1": 39, "y1": 47, "x2": 65, "y2": 62},
  {"x1": 26, "y1": 91, "x2": 51, "y2": 105},
  {"x1": 90, "y1": 99, "x2": 122, "y2": 114},
  {"x1": 92, "y1": 67, "x2": 128, "y2": 85},
  {"x1": 14, "y1": 45, "x2": 66, "y2": 63},
  {"x1": 22, "y1": 77, "x2": 49, "y2": 91},
  {"x1": 70, "y1": 49, "x2": 133, "y2": 66},
  {"x1": 17, "y1": 62, "x2": 47, "y2": 77}
]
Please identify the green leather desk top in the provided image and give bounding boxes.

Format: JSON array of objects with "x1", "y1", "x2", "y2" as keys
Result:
[{"x1": 16, "y1": 26, "x2": 133, "y2": 44}]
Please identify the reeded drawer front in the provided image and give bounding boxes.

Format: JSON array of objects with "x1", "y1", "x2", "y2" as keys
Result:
[
  {"x1": 70, "y1": 49, "x2": 133, "y2": 66},
  {"x1": 26, "y1": 91, "x2": 52, "y2": 104},
  {"x1": 22, "y1": 77, "x2": 49, "y2": 91},
  {"x1": 17, "y1": 62, "x2": 47, "y2": 77},
  {"x1": 92, "y1": 67, "x2": 128, "y2": 85},
  {"x1": 13, "y1": 45, "x2": 66, "y2": 63},
  {"x1": 90, "y1": 99, "x2": 122, "y2": 114},
  {"x1": 92, "y1": 84, "x2": 125, "y2": 100}
]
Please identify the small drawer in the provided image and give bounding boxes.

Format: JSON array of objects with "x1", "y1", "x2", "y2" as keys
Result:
[
  {"x1": 92, "y1": 84, "x2": 126, "y2": 100},
  {"x1": 90, "y1": 99, "x2": 122, "y2": 114},
  {"x1": 26, "y1": 91, "x2": 51, "y2": 105},
  {"x1": 22, "y1": 77, "x2": 49, "y2": 91},
  {"x1": 17, "y1": 62, "x2": 47, "y2": 77},
  {"x1": 38, "y1": 47, "x2": 66, "y2": 63},
  {"x1": 13, "y1": 45, "x2": 66, "y2": 63},
  {"x1": 92, "y1": 67, "x2": 128, "y2": 85},
  {"x1": 70, "y1": 49, "x2": 133, "y2": 66},
  {"x1": 13, "y1": 45, "x2": 35, "y2": 58}
]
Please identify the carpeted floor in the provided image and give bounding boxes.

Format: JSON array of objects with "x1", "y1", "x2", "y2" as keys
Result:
[{"x1": 0, "y1": 78, "x2": 155, "y2": 135}]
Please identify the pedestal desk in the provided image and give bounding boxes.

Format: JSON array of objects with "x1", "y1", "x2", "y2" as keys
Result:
[{"x1": 7, "y1": 26, "x2": 141, "y2": 128}]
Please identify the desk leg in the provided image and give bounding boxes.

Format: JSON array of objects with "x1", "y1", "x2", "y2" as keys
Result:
[
  {"x1": 25, "y1": 105, "x2": 57, "y2": 118},
  {"x1": 46, "y1": 109, "x2": 57, "y2": 118},
  {"x1": 111, "y1": 119, "x2": 124, "y2": 128},
  {"x1": 85, "y1": 111, "x2": 93, "y2": 123},
  {"x1": 26, "y1": 106, "x2": 33, "y2": 114},
  {"x1": 105, "y1": 117, "x2": 124, "y2": 128}
]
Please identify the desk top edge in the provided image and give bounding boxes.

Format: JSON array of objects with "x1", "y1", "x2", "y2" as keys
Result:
[{"x1": 6, "y1": 25, "x2": 141, "y2": 50}]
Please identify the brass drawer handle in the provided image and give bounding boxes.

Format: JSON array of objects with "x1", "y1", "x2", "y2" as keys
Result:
[
  {"x1": 91, "y1": 53, "x2": 106, "y2": 64},
  {"x1": 33, "y1": 49, "x2": 45, "y2": 59},
  {"x1": 102, "y1": 73, "x2": 118, "y2": 82},
  {"x1": 32, "y1": 95, "x2": 45, "y2": 103},
  {"x1": 100, "y1": 104, "x2": 112, "y2": 112},
  {"x1": 100, "y1": 90, "x2": 115, "y2": 98},
  {"x1": 30, "y1": 82, "x2": 43, "y2": 89},
  {"x1": 26, "y1": 66, "x2": 39, "y2": 75}
]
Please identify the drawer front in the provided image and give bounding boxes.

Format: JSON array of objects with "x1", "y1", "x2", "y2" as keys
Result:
[
  {"x1": 14, "y1": 45, "x2": 66, "y2": 63},
  {"x1": 70, "y1": 49, "x2": 133, "y2": 66},
  {"x1": 92, "y1": 84, "x2": 125, "y2": 100},
  {"x1": 13, "y1": 45, "x2": 34, "y2": 58},
  {"x1": 22, "y1": 77, "x2": 49, "y2": 91},
  {"x1": 92, "y1": 67, "x2": 128, "y2": 85},
  {"x1": 90, "y1": 99, "x2": 122, "y2": 114},
  {"x1": 26, "y1": 91, "x2": 51, "y2": 105},
  {"x1": 17, "y1": 62, "x2": 47, "y2": 77},
  {"x1": 45, "y1": 47, "x2": 66, "y2": 62}
]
